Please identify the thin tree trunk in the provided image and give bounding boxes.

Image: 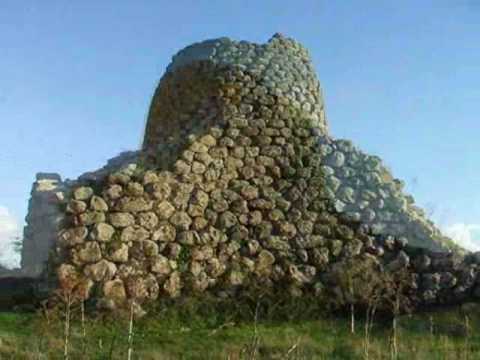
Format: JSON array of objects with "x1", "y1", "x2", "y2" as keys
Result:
[
  {"x1": 391, "y1": 315, "x2": 398, "y2": 359},
  {"x1": 429, "y1": 315, "x2": 434, "y2": 338},
  {"x1": 369, "y1": 305, "x2": 377, "y2": 335},
  {"x1": 81, "y1": 301, "x2": 86, "y2": 356},
  {"x1": 464, "y1": 314, "x2": 470, "y2": 337},
  {"x1": 350, "y1": 303, "x2": 355, "y2": 334},
  {"x1": 364, "y1": 307, "x2": 370, "y2": 360},
  {"x1": 364, "y1": 303, "x2": 377, "y2": 360},
  {"x1": 249, "y1": 299, "x2": 261, "y2": 359},
  {"x1": 464, "y1": 314, "x2": 470, "y2": 359},
  {"x1": 64, "y1": 293, "x2": 71, "y2": 360},
  {"x1": 127, "y1": 302, "x2": 134, "y2": 360}
]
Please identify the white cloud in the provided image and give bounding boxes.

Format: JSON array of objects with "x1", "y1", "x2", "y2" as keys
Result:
[
  {"x1": 442, "y1": 223, "x2": 480, "y2": 252},
  {"x1": 0, "y1": 206, "x2": 21, "y2": 269}
]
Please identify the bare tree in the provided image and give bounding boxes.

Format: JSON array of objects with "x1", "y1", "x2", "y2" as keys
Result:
[
  {"x1": 360, "y1": 267, "x2": 385, "y2": 360},
  {"x1": 328, "y1": 256, "x2": 383, "y2": 336},
  {"x1": 56, "y1": 272, "x2": 92, "y2": 360},
  {"x1": 381, "y1": 269, "x2": 415, "y2": 359}
]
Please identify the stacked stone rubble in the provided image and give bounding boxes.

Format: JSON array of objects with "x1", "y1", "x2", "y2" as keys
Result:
[
  {"x1": 56, "y1": 119, "x2": 342, "y2": 310},
  {"x1": 19, "y1": 34, "x2": 478, "y2": 313},
  {"x1": 340, "y1": 234, "x2": 480, "y2": 307}
]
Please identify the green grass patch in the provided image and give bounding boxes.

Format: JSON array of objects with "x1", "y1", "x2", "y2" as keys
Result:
[{"x1": 1, "y1": 300, "x2": 480, "y2": 359}]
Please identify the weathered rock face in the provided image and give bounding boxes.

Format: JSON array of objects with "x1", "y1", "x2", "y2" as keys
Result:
[{"x1": 15, "y1": 34, "x2": 477, "y2": 314}]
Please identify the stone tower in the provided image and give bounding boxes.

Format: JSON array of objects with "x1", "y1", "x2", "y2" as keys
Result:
[
  {"x1": 143, "y1": 34, "x2": 327, "y2": 167},
  {"x1": 13, "y1": 34, "x2": 479, "y2": 314}
]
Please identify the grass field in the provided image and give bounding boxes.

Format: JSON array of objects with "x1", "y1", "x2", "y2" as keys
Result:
[{"x1": 0, "y1": 297, "x2": 479, "y2": 359}]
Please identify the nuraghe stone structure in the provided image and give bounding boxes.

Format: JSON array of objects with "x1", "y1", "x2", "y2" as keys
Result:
[{"x1": 7, "y1": 34, "x2": 480, "y2": 314}]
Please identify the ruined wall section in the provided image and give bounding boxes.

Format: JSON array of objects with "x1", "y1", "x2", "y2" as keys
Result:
[
  {"x1": 142, "y1": 33, "x2": 452, "y2": 253},
  {"x1": 53, "y1": 121, "x2": 480, "y2": 313},
  {"x1": 18, "y1": 34, "x2": 473, "y2": 314},
  {"x1": 54, "y1": 114, "x2": 358, "y2": 312},
  {"x1": 21, "y1": 173, "x2": 67, "y2": 277},
  {"x1": 20, "y1": 153, "x2": 140, "y2": 279}
]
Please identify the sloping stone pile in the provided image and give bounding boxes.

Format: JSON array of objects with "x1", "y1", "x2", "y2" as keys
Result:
[{"x1": 318, "y1": 137, "x2": 451, "y2": 250}]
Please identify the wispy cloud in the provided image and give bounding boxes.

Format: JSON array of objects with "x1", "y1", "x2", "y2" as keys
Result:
[
  {"x1": 0, "y1": 206, "x2": 21, "y2": 269},
  {"x1": 442, "y1": 223, "x2": 480, "y2": 251}
]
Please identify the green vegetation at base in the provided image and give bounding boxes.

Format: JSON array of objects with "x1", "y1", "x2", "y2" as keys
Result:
[{"x1": 0, "y1": 299, "x2": 479, "y2": 359}]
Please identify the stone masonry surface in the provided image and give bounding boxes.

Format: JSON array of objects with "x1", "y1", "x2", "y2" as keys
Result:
[{"x1": 15, "y1": 34, "x2": 480, "y2": 315}]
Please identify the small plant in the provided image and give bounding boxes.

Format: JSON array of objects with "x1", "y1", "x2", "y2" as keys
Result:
[
  {"x1": 242, "y1": 298, "x2": 261, "y2": 359},
  {"x1": 177, "y1": 246, "x2": 191, "y2": 272}
]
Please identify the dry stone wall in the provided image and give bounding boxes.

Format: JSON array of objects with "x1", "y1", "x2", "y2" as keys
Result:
[
  {"x1": 16, "y1": 34, "x2": 480, "y2": 314},
  {"x1": 19, "y1": 153, "x2": 139, "y2": 278}
]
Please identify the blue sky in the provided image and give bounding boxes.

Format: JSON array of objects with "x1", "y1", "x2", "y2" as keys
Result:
[{"x1": 0, "y1": 1, "x2": 479, "y2": 265}]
